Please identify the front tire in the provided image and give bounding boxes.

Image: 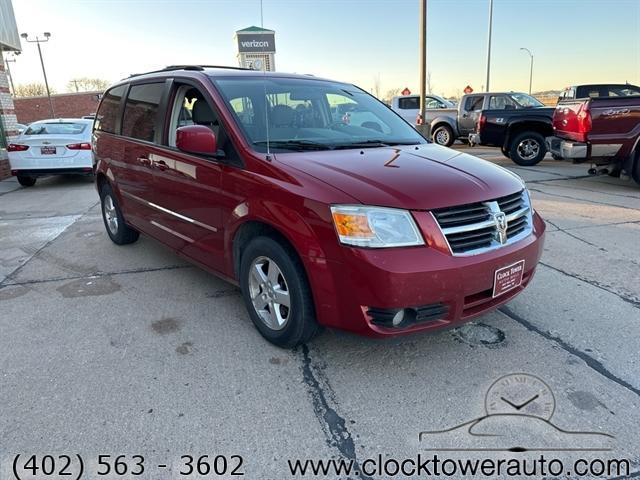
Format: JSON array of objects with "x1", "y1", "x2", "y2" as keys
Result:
[
  {"x1": 17, "y1": 175, "x2": 36, "y2": 187},
  {"x1": 501, "y1": 146, "x2": 511, "y2": 159},
  {"x1": 239, "y1": 236, "x2": 319, "y2": 348},
  {"x1": 100, "y1": 183, "x2": 139, "y2": 245},
  {"x1": 509, "y1": 131, "x2": 546, "y2": 166},
  {"x1": 432, "y1": 125, "x2": 455, "y2": 147}
]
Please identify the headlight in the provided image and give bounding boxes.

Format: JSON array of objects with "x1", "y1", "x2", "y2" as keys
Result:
[{"x1": 330, "y1": 205, "x2": 425, "y2": 248}]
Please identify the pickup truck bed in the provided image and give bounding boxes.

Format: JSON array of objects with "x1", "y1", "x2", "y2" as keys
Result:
[{"x1": 546, "y1": 96, "x2": 640, "y2": 184}]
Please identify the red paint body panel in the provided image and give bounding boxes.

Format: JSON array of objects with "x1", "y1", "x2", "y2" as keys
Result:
[{"x1": 93, "y1": 68, "x2": 546, "y2": 338}]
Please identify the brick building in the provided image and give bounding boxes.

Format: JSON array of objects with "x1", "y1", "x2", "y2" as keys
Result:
[
  {"x1": 0, "y1": 0, "x2": 21, "y2": 180},
  {"x1": 14, "y1": 91, "x2": 102, "y2": 124}
]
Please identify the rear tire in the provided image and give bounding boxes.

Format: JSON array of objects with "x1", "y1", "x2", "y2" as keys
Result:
[
  {"x1": 99, "y1": 183, "x2": 139, "y2": 245},
  {"x1": 17, "y1": 175, "x2": 36, "y2": 187},
  {"x1": 432, "y1": 125, "x2": 455, "y2": 147},
  {"x1": 509, "y1": 131, "x2": 546, "y2": 166},
  {"x1": 552, "y1": 153, "x2": 563, "y2": 161},
  {"x1": 632, "y1": 157, "x2": 640, "y2": 186},
  {"x1": 501, "y1": 146, "x2": 511, "y2": 159},
  {"x1": 239, "y1": 236, "x2": 319, "y2": 348}
]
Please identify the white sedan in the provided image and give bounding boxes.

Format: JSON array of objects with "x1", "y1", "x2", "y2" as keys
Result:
[{"x1": 7, "y1": 118, "x2": 94, "y2": 187}]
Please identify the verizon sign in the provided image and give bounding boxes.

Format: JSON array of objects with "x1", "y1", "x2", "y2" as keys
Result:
[{"x1": 237, "y1": 33, "x2": 276, "y2": 53}]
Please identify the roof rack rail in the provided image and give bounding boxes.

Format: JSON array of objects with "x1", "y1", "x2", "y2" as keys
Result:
[{"x1": 128, "y1": 64, "x2": 251, "y2": 78}]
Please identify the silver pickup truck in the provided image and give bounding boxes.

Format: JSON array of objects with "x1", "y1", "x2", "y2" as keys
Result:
[{"x1": 391, "y1": 92, "x2": 545, "y2": 147}]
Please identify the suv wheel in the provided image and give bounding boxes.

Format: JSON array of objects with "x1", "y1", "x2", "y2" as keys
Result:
[
  {"x1": 17, "y1": 175, "x2": 36, "y2": 187},
  {"x1": 100, "y1": 184, "x2": 139, "y2": 245},
  {"x1": 432, "y1": 125, "x2": 454, "y2": 147},
  {"x1": 509, "y1": 131, "x2": 546, "y2": 166},
  {"x1": 240, "y1": 236, "x2": 319, "y2": 348}
]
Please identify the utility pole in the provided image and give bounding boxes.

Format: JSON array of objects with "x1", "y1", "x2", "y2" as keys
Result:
[
  {"x1": 418, "y1": 0, "x2": 428, "y2": 135},
  {"x1": 520, "y1": 47, "x2": 534, "y2": 94},
  {"x1": 20, "y1": 32, "x2": 55, "y2": 117},
  {"x1": 485, "y1": 0, "x2": 494, "y2": 92}
]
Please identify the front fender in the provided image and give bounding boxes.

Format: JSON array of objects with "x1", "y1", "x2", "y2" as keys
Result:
[{"x1": 224, "y1": 198, "x2": 342, "y2": 328}]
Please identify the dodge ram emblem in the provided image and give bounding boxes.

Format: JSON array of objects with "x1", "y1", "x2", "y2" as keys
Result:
[{"x1": 492, "y1": 212, "x2": 508, "y2": 244}]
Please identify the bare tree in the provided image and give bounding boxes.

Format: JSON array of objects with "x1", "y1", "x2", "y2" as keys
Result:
[
  {"x1": 384, "y1": 88, "x2": 401, "y2": 103},
  {"x1": 13, "y1": 83, "x2": 56, "y2": 97},
  {"x1": 372, "y1": 74, "x2": 381, "y2": 99},
  {"x1": 66, "y1": 77, "x2": 110, "y2": 93}
]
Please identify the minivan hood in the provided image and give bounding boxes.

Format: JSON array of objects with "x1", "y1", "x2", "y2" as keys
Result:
[{"x1": 274, "y1": 144, "x2": 524, "y2": 210}]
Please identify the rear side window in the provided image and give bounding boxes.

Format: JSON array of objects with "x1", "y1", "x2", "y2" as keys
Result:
[
  {"x1": 122, "y1": 82, "x2": 165, "y2": 142},
  {"x1": 95, "y1": 85, "x2": 126, "y2": 134},
  {"x1": 465, "y1": 96, "x2": 484, "y2": 111},
  {"x1": 25, "y1": 122, "x2": 87, "y2": 135},
  {"x1": 398, "y1": 97, "x2": 419, "y2": 110}
]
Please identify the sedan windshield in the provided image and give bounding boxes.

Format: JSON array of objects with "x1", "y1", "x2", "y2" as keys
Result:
[
  {"x1": 510, "y1": 93, "x2": 544, "y2": 108},
  {"x1": 212, "y1": 76, "x2": 426, "y2": 152},
  {"x1": 24, "y1": 122, "x2": 88, "y2": 135}
]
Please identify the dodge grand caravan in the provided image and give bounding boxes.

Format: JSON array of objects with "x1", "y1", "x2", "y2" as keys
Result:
[{"x1": 93, "y1": 65, "x2": 546, "y2": 347}]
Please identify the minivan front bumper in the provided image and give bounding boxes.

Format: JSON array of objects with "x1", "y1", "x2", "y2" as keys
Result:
[{"x1": 310, "y1": 212, "x2": 546, "y2": 336}]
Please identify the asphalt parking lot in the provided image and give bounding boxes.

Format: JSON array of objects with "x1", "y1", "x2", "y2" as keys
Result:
[{"x1": 1, "y1": 147, "x2": 639, "y2": 479}]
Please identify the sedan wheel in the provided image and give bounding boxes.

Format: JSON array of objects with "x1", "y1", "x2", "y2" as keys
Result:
[{"x1": 248, "y1": 256, "x2": 291, "y2": 331}]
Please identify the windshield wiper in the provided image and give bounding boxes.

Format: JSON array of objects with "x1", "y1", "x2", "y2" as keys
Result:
[
  {"x1": 252, "y1": 140, "x2": 330, "y2": 151},
  {"x1": 332, "y1": 140, "x2": 421, "y2": 150}
]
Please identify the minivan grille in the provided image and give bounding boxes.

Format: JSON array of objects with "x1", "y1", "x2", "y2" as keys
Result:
[{"x1": 431, "y1": 190, "x2": 532, "y2": 255}]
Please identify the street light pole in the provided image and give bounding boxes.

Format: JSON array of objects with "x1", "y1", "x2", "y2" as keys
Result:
[
  {"x1": 485, "y1": 0, "x2": 493, "y2": 92},
  {"x1": 20, "y1": 32, "x2": 55, "y2": 118},
  {"x1": 4, "y1": 53, "x2": 19, "y2": 95},
  {"x1": 520, "y1": 47, "x2": 534, "y2": 94},
  {"x1": 418, "y1": 0, "x2": 427, "y2": 129}
]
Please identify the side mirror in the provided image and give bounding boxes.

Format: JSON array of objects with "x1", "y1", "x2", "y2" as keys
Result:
[{"x1": 176, "y1": 125, "x2": 217, "y2": 156}]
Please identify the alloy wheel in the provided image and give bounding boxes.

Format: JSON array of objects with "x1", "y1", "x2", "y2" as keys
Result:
[
  {"x1": 517, "y1": 138, "x2": 540, "y2": 160},
  {"x1": 248, "y1": 256, "x2": 291, "y2": 331},
  {"x1": 103, "y1": 194, "x2": 119, "y2": 235},
  {"x1": 435, "y1": 129, "x2": 450, "y2": 145}
]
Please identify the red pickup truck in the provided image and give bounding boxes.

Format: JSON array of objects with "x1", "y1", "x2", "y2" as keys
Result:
[{"x1": 546, "y1": 94, "x2": 640, "y2": 185}]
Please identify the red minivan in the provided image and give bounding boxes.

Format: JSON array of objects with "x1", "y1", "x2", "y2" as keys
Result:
[{"x1": 93, "y1": 65, "x2": 546, "y2": 347}]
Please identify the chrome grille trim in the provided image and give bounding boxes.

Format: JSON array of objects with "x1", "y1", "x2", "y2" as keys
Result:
[{"x1": 431, "y1": 190, "x2": 533, "y2": 256}]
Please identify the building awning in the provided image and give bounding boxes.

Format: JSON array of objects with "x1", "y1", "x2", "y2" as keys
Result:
[{"x1": 0, "y1": 0, "x2": 21, "y2": 51}]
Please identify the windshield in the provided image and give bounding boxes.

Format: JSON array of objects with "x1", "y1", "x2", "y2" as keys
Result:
[
  {"x1": 212, "y1": 77, "x2": 426, "y2": 152},
  {"x1": 510, "y1": 93, "x2": 544, "y2": 108},
  {"x1": 24, "y1": 122, "x2": 88, "y2": 135}
]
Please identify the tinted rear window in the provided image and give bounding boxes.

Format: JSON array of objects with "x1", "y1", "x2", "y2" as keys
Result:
[
  {"x1": 398, "y1": 97, "x2": 419, "y2": 109},
  {"x1": 122, "y1": 82, "x2": 165, "y2": 142},
  {"x1": 25, "y1": 123, "x2": 87, "y2": 135},
  {"x1": 95, "y1": 85, "x2": 126, "y2": 134}
]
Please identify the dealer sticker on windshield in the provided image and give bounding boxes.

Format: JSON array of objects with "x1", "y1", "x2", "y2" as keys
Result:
[{"x1": 493, "y1": 260, "x2": 525, "y2": 298}]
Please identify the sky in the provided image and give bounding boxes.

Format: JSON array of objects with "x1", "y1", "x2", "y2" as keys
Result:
[{"x1": 7, "y1": 0, "x2": 640, "y2": 98}]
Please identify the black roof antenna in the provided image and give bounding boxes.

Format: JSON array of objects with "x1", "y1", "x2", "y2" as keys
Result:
[{"x1": 260, "y1": 0, "x2": 271, "y2": 160}]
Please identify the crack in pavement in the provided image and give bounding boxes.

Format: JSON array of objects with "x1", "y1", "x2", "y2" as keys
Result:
[
  {"x1": 540, "y1": 262, "x2": 640, "y2": 309},
  {"x1": 528, "y1": 187, "x2": 640, "y2": 212},
  {"x1": 535, "y1": 181, "x2": 640, "y2": 200},
  {"x1": 527, "y1": 174, "x2": 595, "y2": 184},
  {"x1": 299, "y1": 344, "x2": 371, "y2": 480},
  {"x1": 0, "y1": 264, "x2": 192, "y2": 289},
  {"x1": 545, "y1": 219, "x2": 607, "y2": 251},
  {"x1": 0, "y1": 201, "x2": 100, "y2": 287},
  {"x1": 499, "y1": 306, "x2": 640, "y2": 399},
  {"x1": 556, "y1": 220, "x2": 640, "y2": 231}
]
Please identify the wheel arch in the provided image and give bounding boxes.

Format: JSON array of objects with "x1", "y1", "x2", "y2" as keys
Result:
[{"x1": 504, "y1": 120, "x2": 553, "y2": 149}]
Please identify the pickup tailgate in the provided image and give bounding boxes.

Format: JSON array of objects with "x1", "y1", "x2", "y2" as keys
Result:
[{"x1": 552, "y1": 100, "x2": 589, "y2": 142}]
